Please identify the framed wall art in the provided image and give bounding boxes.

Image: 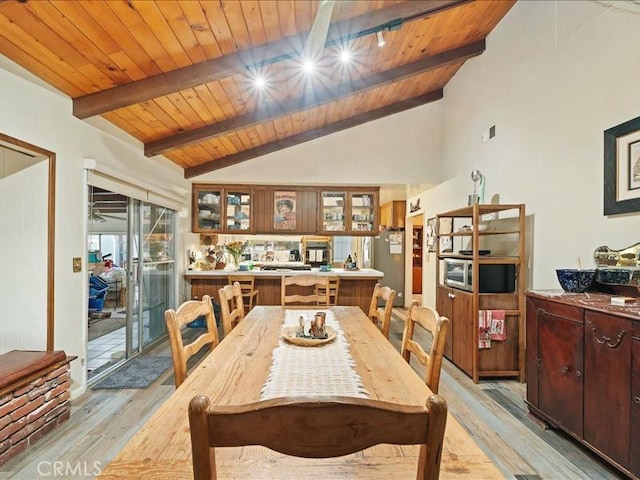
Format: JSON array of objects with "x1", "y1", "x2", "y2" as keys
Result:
[
  {"x1": 438, "y1": 217, "x2": 453, "y2": 253},
  {"x1": 274, "y1": 191, "x2": 296, "y2": 230},
  {"x1": 426, "y1": 217, "x2": 437, "y2": 253},
  {"x1": 604, "y1": 114, "x2": 640, "y2": 215}
]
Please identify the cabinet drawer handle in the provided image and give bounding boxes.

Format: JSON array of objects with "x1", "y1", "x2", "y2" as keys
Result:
[
  {"x1": 576, "y1": 370, "x2": 582, "y2": 377},
  {"x1": 635, "y1": 396, "x2": 640, "y2": 404},
  {"x1": 448, "y1": 293, "x2": 456, "y2": 299},
  {"x1": 586, "y1": 320, "x2": 627, "y2": 349},
  {"x1": 559, "y1": 366, "x2": 569, "y2": 374}
]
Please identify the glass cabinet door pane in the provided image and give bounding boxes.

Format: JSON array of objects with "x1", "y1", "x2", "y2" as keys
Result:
[
  {"x1": 351, "y1": 193, "x2": 375, "y2": 232},
  {"x1": 322, "y1": 192, "x2": 346, "y2": 232},
  {"x1": 196, "y1": 189, "x2": 222, "y2": 231},
  {"x1": 226, "y1": 191, "x2": 251, "y2": 231}
]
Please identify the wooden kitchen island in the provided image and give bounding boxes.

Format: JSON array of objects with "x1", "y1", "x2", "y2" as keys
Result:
[{"x1": 185, "y1": 268, "x2": 384, "y2": 313}]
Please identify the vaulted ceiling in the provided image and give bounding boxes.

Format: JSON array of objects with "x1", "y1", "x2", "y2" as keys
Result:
[{"x1": 0, "y1": 0, "x2": 514, "y2": 178}]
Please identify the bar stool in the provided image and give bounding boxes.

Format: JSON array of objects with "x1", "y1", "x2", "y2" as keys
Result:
[{"x1": 228, "y1": 274, "x2": 259, "y2": 311}]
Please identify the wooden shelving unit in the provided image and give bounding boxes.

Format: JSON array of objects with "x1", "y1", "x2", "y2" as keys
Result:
[{"x1": 435, "y1": 203, "x2": 525, "y2": 383}]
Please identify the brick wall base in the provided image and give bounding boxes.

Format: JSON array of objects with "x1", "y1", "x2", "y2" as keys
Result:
[{"x1": 0, "y1": 363, "x2": 71, "y2": 466}]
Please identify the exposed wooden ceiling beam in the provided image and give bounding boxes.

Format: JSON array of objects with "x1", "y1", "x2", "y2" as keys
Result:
[
  {"x1": 184, "y1": 89, "x2": 443, "y2": 178},
  {"x1": 148, "y1": 40, "x2": 484, "y2": 157},
  {"x1": 72, "y1": 0, "x2": 470, "y2": 119}
]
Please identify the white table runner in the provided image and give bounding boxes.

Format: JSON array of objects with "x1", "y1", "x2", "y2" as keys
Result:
[{"x1": 260, "y1": 309, "x2": 369, "y2": 400}]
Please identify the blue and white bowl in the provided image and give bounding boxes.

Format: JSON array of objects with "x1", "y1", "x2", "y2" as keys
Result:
[{"x1": 556, "y1": 269, "x2": 595, "y2": 293}]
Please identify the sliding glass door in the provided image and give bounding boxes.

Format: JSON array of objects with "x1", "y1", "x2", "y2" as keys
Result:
[
  {"x1": 86, "y1": 183, "x2": 176, "y2": 381},
  {"x1": 127, "y1": 199, "x2": 175, "y2": 356}
]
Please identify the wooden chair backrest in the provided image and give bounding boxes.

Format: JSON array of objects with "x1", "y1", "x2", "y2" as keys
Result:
[
  {"x1": 367, "y1": 283, "x2": 397, "y2": 339},
  {"x1": 164, "y1": 295, "x2": 218, "y2": 388},
  {"x1": 228, "y1": 274, "x2": 259, "y2": 311},
  {"x1": 188, "y1": 394, "x2": 447, "y2": 480},
  {"x1": 218, "y1": 282, "x2": 245, "y2": 336},
  {"x1": 281, "y1": 275, "x2": 330, "y2": 306},
  {"x1": 401, "y1": 301, "x2": 450, "y2": 394},
  {"x1": 314, "y1": 275, "x2": 340, "y2": 306}
]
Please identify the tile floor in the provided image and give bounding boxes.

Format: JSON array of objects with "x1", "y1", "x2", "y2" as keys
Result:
[
  {"x1": 87, "y1": 311, "x2": 157, "y2": 380},
  {"x1": 87, "y1": 327, "x2": 126, "y2": 373}
]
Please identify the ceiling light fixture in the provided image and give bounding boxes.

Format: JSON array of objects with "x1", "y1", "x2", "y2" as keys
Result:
[
  {"x1": 376, "y1": 31, "x2": 386, "y2": 47},
  {"x1": 339, "y1": 49, "x2": 352, "y2": 64},
  {"x1": 254, "y1": 75, "x2": 266, "y2": 89},
  {"x1": 302, "y1": 59, "x2": 315, "y2": 74}
]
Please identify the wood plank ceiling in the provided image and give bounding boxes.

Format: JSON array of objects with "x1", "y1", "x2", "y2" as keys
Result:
[{"x1": 0, "y1": 0, "x2": 515, "y2": 178}]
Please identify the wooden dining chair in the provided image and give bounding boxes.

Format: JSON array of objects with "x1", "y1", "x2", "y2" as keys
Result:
[
  {"x1": 368, "y1": 283, "x2": 397, "y2": 339},
  {"x1": 314, "y1": 275, "x2": 340, "y2": 306},
  {"x1": 227, "y1": 274, "x2": 259, "y2": 311},
  {"x1": 401, "y1": 301, "x2": 450, "y2": 394},
  {"x1": 218, "y1": 282, "x2": 245, "y2": 337},
  {"x1": 164, "y1": 295, "x2": 218, "y2": 389},
  {"x1": 281, "y1": 275, "x2": 330, "y2": 306},
  {"x1": 188, "y1": 394, "x2": 447, "y2": 480}
]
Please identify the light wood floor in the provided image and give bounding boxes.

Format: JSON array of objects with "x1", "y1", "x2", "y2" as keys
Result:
[{"x1": 1, "y1": 308, "x2": 624, "y2": 479}]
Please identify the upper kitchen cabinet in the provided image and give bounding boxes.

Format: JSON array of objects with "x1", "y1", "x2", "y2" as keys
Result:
[
  {"x1": 319, "y1": 188, "x2": 379, "y2": 235},
  {"x1": 320, "y1": 191, "x2": 347, "y2": 234},
  {"x1": 192, "y1": 184, "x2": 252, "y2": 233},
  {"x1": 224, "y1": 189, "x2": 252, "y2": 232},
  {"x1": 379, "y1": 200, "x2": 406, "y2": 230},
  {"x1": 192, "y1": 185, "x2": 223, "y2": 232},
  {"x1": 192, "y1": 184, "x2": 379, "y2": 235},
  {"x1": 350, "y1": 191, "x2": 378, "y2": 234}
]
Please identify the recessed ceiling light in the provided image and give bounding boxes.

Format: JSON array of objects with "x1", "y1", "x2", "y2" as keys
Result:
[
  {"x1": 254, "y1": 76, "x2": 266, "y2": 89},
  {"x1": 339, "y1": 49, "x2": 352, "y2": 64},
  {"x1": 302, "y1": 59, "x2": 315, "y2": 74}
]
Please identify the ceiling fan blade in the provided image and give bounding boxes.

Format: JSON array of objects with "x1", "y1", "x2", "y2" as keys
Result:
[
  {"x1": 100, "y1": 213, "x2": 126, "y2": 221},
  {"x1": 303, "y1": 1, "x2": 336, "y2": 59}
]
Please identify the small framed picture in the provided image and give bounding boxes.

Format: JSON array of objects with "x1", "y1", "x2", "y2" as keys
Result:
[
  {"x1": 439, "y1": 217, "x2": 453, "y2": 253},
  {"x1": 274, "y1": 191, "x2": 296, "y2": 230},
  {"x1": 426, "y1": 217, "x2": 437, "y2": 252}
]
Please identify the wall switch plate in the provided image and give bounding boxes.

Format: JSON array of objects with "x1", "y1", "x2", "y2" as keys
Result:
[{"x1": 73, "y1": 257, "x2": 82, "y2": 272}]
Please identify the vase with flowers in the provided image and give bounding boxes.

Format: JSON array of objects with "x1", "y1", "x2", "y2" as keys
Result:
[{"x1": 225, "y1": 240, "x2": 248, "y2": 270}]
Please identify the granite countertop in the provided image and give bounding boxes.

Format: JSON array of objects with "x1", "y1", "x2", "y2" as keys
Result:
[{"x1": 527, "y1": 289, "x2": 640, "y2": 320}]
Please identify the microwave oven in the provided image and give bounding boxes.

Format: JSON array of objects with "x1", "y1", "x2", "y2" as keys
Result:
[{"x1": 443, "y1": 258, "x2": 516, "y2": 293}]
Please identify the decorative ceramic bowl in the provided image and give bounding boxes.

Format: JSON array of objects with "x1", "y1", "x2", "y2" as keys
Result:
[
  {"x1": 596, "y1": 268, "x2": 633, "y2": 285},
  {"x1": 556, "y1": 269, "x2": 596, "y2": 293}
]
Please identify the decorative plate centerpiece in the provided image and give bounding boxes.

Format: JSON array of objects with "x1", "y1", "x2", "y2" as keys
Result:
[{"x1": 281, "y1": 326, "x2": 337, "y2": 347}]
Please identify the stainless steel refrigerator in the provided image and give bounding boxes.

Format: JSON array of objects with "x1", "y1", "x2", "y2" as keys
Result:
[{"x1": 372, "y1": 231, "x2": 405, "y2": 307}]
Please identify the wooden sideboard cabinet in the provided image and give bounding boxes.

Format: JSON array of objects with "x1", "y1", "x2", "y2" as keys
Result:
[{"x1": 526, "y1": 292, "x2": 640, "y2": 479}]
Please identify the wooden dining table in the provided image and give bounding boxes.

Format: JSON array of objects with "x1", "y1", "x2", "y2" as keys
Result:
[{"x1": 99, "y1": 306, "x2": 504, "y2": 479}]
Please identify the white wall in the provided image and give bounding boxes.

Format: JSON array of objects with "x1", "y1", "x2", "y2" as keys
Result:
[
  {"x1": 410, "y1": 1, "x2": 640, "y2": 308},
  {"x1": 0, "y1": 150, "x2": 48, "y2": 353},
  {"x1": 193, "y1": 100, "x2": 444, "y2": 186},
  {"x1": 0, "y1": 59, "x2": 189, "y2": 397}
]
